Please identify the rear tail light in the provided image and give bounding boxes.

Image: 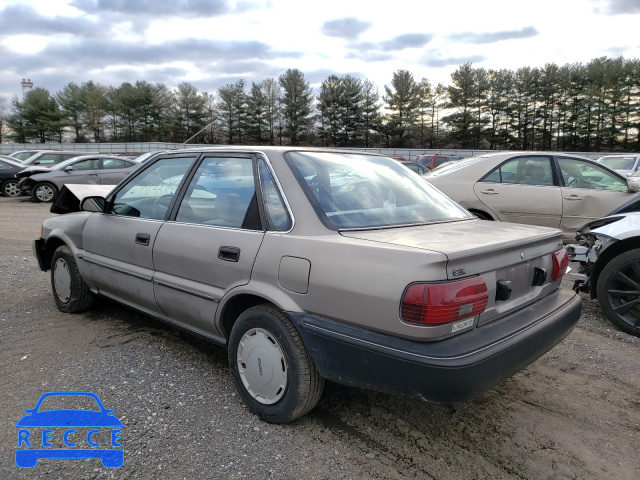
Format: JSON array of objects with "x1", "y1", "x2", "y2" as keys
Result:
[
  {"x1": 401, "y1": 277, "x2": 489, "y2": 326},
  {"x1": 552, "y1": 247, "x2": 569, "y2": 281}
]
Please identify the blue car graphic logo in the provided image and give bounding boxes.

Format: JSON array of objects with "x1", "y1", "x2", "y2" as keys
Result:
[{"x1": 15, "y1": 391, "x2": 123, "y2": 468}]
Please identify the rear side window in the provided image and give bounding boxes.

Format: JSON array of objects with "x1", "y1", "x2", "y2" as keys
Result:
[
  {"x1": 71, "y1": 159, "x2": 99, "y2": 170},
  {"x1": 102, "y1": 159, "x2": 126, "y2": 169},
  {"x1": 258, "y1": 160, "x2": 291, "y2": 231}
]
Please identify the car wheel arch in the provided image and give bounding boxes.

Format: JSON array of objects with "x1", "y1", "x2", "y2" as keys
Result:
[
  {"x1": 42, "y1": 237, "x2": 67, "y2": 271},
  {"x1": 468, "y1": 209, "x2": 494, "y2": 221},
  {"x1": 590, "y1": 237, "x2": 639, "y2": 299},
  {"x1": 219, "y1": 294, "x2": 280, "y2": 340}
]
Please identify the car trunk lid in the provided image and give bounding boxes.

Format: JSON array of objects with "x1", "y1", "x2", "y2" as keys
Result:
[{"x1": 341, "y1": 218, "x2": 565, "y2": 326}]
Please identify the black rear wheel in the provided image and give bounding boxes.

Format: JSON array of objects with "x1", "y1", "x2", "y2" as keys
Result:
[{"x1": 596, "y1": 248, "x2": 640, "y2": 337}]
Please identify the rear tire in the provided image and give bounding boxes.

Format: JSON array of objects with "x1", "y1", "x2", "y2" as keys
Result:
[
  {"x1": 596, "y1": 248, "x2": 640, "y2": 337},
  {"x1": 228, "y1": 304, "x2": 324, "y2": 423},
  {"x1": 51, "y1": 245, "x2": 95, "y2": 313},
  {"x1": 471, "y1": 211, "x2": 492, "y2": 220},
  {"x1": 32, "y1": 182, "x2": 57, "y2": 203}
]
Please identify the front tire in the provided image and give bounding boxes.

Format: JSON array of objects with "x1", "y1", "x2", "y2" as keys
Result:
[
  {"x1": 228, "y1": 304, "x2": 324, "y2": 423},
  {"x1": 32, "y1": 182, "x2": 57, "y2": 202},
  {"x1": 1, "y1": 179, "x2": 21, "y2": 197},
  {"x1": 596, "y1": 248, "x2": 640, "y2": 337},
  {"x1": 51, "y1": 245, "x2": 95, "y2": 313}
]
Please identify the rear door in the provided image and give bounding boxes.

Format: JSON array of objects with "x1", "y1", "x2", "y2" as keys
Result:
[
  {"x1": 473, "y1": 155, "x2": 562, "y2": 228},
  {"x1": 152, "y1": 154, "x2": 266, "y2": 338},
  {"x1": 100, "y1": 158, "x2": 136, "y2": 185},
  {"x1": 81, "y1": 155, "x2": 198, "y2": 313}
]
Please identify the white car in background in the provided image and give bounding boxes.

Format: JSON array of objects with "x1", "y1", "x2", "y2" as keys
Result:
[{"x1": 596, "y1": 154, "x2": 640, "y2": 177}]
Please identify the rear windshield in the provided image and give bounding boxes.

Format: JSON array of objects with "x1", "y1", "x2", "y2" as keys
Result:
[
  {"x1": 598, "y1": 156, "x2": 637, "y2": 171},
  {"x1": 285, "y1": 151, "x2": 471, "y2": 229}
]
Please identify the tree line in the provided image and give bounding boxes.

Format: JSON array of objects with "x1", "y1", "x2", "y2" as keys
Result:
[{"x1": 1, "y1": 56, "x2": 639, "y2": 152}]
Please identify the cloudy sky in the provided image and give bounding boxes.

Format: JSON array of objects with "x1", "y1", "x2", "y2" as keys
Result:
[{"x1": 1, "y1": 0, "x2": 639, "y2": 100}]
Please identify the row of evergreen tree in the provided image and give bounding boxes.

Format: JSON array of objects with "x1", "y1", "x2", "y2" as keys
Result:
[{"x1": 1, "y1": 56, "x2": 639, "y2": 151}]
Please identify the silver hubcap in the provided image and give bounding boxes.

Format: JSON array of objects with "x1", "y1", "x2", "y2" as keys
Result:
[
  {"x1": 36, "y1": 184, "x2": 55, "y2": 202},
  {"x1": 3, "y1": 181, "x2": 20, "y2": 196},
  {"x1": 237, "y1": 328, "x2": 288, "y2": 405},
  {"x1": 53, "y1": 258, "x2": 72, "y2": 303}
]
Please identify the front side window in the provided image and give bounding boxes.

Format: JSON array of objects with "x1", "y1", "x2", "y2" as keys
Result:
[
  {"x1": 481, "y1": 156, "x2": 553, "y2": 186},
  {"x1": 558, "y1": 157, "x2": 627, "y2": 191},
  {"x1": 175, "y1": 156, "x2": 259, "y2": 229},
  {"x1": 110, "y1": 157, "x2": 196, "y2": 219},
  {"x1": 286, "y1": 152, "x2": 471, "y2": 229}
]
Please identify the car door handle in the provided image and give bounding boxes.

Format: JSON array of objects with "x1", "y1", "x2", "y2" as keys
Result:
[
  {"x1": 480, "y1": 189, "x2": 499, "y2": 195},
  {"x1": 218, "y1": 246, "x2": 240, "y2": 262},
  {"x1": 89, "y1": 173, "x2": 99, "y2": 176},
  {"x1": 564, "y1": 195, "x2": 582, "y2": 201},
  {"x1": 135, "y1": 233, "x2": 151, "y2": 246}
]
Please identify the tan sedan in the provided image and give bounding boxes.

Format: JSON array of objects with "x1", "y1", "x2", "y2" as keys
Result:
[
  {"x1": 424, "y1": 152, "x2": 640, "y2": 242},
  {"x1": 33, "y1": 147, "x2": 581, "y2": 423}
]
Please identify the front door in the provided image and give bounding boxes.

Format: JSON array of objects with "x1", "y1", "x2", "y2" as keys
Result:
[
  {"x1": 557, "y1": 156, "x2": 634, "y2": 236},
  {"x1": 81, "y1": 155, "x2": 198, "y2": 314}
]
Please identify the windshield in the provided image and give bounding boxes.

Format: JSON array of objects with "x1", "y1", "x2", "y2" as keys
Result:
[
  {"x1": 599, "y1": 156, "x2": 637, "y2": 171},
  {"x1": 286, "y1": 151, "x2": 471, "y2": 229},
  {"x1": 10, "y1": 151, "x2": 38, "y2": 162}
]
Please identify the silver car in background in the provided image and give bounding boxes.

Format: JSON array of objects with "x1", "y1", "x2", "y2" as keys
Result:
[
  {"x1": 596, "y1": 154, "x2": 640, "y2": 177},
  {"x1": 20, "y1": 155, "x2": 140, "y2": 202},
  {"x1": 34, "y1": 147, "x2": 581, "y2": 423}
]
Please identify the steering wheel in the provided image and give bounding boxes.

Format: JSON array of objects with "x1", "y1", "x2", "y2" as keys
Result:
[
  {"x1": 568, "y1": 177, "x2": 581, "y2": 187},
  {"x1": 151, "y1": 194, "x2": 174, "y2": 219}
]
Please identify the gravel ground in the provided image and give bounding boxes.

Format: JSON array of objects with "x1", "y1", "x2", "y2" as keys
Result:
[{"x1": 0, "y1": 195, "x2": 638, "y2": 479}]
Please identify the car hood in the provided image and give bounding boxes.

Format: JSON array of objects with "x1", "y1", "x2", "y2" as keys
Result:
[
  {"x1": 16, "y1": 166, "x2": 51, "y2": 178},
  {"x1": 16, "y1": 410, "x2": 123, "y2": 427},
  {"x1": 340, "y1": 218, "x2": 561, "y2": 262},
  {"x1": 576, "y1": 212, "x2": 640, "y2": 241}
]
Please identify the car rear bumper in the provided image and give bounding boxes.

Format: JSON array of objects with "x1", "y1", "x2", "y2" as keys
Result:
[{"x1": 288, "y1": 289, "x2": 581, "y2": 402}]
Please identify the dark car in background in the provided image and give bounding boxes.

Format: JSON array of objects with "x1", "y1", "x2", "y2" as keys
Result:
[
  {"x1": 0, "y1": 155, "x2": 27, "y2": 197},
  {"x1": 19, "y1": 155, "x2": 140, "y2": 202}
]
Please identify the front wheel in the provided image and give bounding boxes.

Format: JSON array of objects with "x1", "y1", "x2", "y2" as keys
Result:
[
  {"x1": 1, "y1": 179, "x2": 21, "y2": 197},
  {"x1": 32, "y1": 182, "x2": 58, "y2": 202},
  {"x1": 596, "y1": 248, "x2": 640, "y2": 337},
  {"x1": 51, "y1": 245, "x2": 95, "y2": 313},
  {"x1": 228, "y1": 304, "x2": 324, "y2": 423}
]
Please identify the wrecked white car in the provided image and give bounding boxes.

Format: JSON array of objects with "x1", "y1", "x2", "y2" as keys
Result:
[{"x1": 568, "y1": 213, "x2": 640, "y2": 337}]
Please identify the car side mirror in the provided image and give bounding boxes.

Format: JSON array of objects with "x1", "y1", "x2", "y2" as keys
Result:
[
  {"x1": 33, "y1": 160, "x2": 40, "y2": 165},
  {"x1": 80, "y1": 196, "x2": 106, "y2": 212},
  {"x1": 63, "y1": 166, "x2": 73, "y2": 172},
  {"x1": 627, "y1": 179, "x2": 639, "y2": 193}
]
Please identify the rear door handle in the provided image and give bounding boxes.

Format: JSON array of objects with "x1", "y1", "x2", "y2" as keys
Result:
[
  {"x1": 564, "y1": 195, "x2": 582, "y2": 201},
  {"x1": 218, "y1": 246, "x2": 240, "y2": 262},
  {"x1": 480, "y1": 189, "x2": 499, "y2": 195},
  {"x1": 135, "y1": 233, "x2": 151, "y2": 246}
]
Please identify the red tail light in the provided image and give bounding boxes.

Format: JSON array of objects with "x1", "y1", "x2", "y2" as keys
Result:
[
  {"x1": 401, "y1": 277, "x2": 489, "y2": 326},
  {"x1": 552, "y1": 247, "x2": 569, "y2": 281}
]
